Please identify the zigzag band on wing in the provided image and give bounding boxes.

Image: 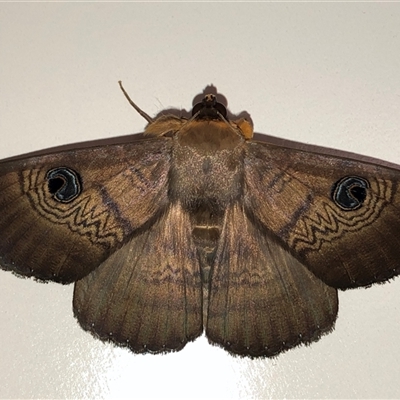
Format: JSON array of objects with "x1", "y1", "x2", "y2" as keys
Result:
[
  {"x1": 23, "y1": 169, "x2": 128, "y2": 248},
  {"x1": 289, "y1": 177, "x2": 394, "y2": 253}
]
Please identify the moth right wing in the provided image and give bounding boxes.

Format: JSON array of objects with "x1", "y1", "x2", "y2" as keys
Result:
[
  {"x1": 244, "y1": 141, "x2": 400, "y2": 289},
  {"x1": 206, "y1": 203, "x2": 338, "y2": 358}
]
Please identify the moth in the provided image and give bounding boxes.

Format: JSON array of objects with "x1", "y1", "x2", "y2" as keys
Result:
[{"x1": 1, "y1": 83, "x2": 399, "y2": 358}]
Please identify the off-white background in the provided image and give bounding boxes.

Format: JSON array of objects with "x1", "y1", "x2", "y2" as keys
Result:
[{"x1": 1, "y1": 3, "x2": 400, "y2": 399}]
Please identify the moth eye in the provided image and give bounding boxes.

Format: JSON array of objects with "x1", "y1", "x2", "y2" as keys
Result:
[
  {"x1": 46, "y1": 167, "x2": 82, "y2": 203},
  {"x1": 332, "y1": 176, "x2": 369, "y2": 211},
  {"x1": 215, "y1": 102, "x2": 227, "y2": 118},
  {"x1": 191, "y1": 95, "x2": 227, "y2": 119}
]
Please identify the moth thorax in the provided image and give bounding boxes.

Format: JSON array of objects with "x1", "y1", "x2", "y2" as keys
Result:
[
  {"x1": 170, "y1": 119, "x2": 245, "y2": 207},
  {"x1": 170, "y1": 147, "x2": 244, "y2": 208}
]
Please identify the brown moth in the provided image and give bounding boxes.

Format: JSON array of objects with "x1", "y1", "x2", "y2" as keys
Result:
[{"x1": 1, "y1": 83, "x2": 399, "y2": 358}]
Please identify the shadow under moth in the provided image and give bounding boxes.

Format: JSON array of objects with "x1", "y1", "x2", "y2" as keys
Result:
[{"x1": 1, "y1": 83, "x2": 399, "y2": 358}]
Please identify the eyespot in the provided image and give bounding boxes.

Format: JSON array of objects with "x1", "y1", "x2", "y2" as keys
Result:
[
  {"x1": 332, "y1": 176, "x2": 369, "y2": 210},
  {"x1": 47, "y1": 167, "x2": 82, "y2": 203}
]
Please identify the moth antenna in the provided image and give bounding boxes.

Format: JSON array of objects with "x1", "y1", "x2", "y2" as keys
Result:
[{"x1": 118, "y1": 81, "x2": 154, "y2": 124}]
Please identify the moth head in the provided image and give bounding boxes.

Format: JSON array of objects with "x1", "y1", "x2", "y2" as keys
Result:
[
  {"x1": 191, "y1": 94, "x2": 227, "y2": 120},
  {"x1": 191, "y1": 94, "x2": 253, "y2": 140}
]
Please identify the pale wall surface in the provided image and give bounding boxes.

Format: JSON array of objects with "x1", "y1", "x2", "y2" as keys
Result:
[{"x1": 1, "y1": 3, "x2": 400, "y2": 399}]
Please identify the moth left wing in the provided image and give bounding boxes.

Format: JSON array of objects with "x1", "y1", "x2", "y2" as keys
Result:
[
  {"x1": 0, "y1": 138, "x2": 170, "y2": 283},
  {"x1": 206, "y1": 203, "x2": 338, "y2": 358},
  {"x1": 73, "y1": 202, "x2": 203, "y2": 354},
  {"x1": 244, "y1": 141, "x2": 400, "y2": 289}
]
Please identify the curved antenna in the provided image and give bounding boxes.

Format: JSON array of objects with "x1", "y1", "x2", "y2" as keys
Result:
[{"x1": 118, "y1": 81, "x2": 154, "y2": 124}]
